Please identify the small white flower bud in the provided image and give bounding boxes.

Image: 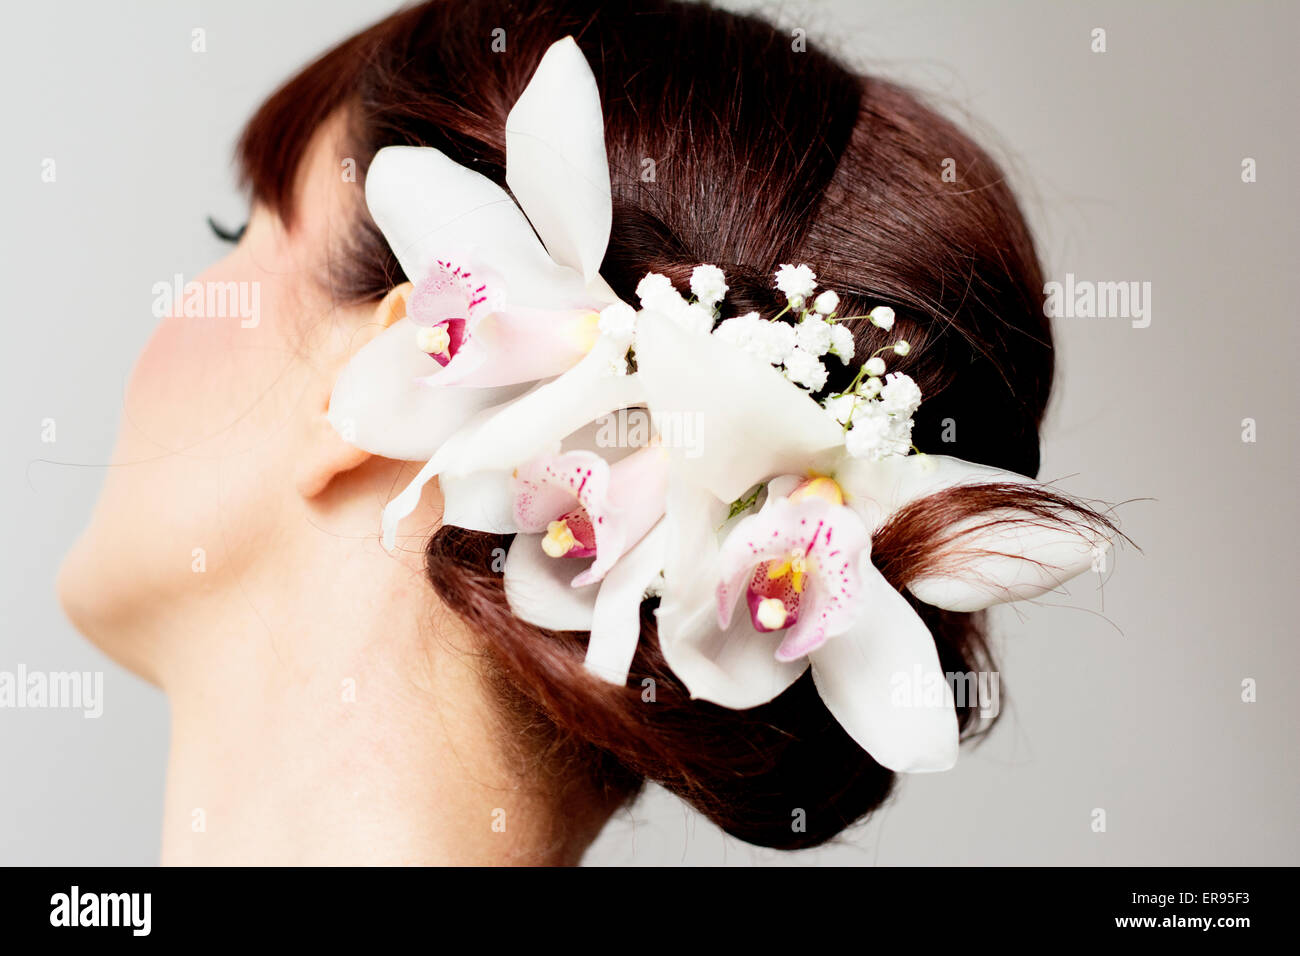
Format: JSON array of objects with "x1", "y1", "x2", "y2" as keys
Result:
[
  {"x1": 812, "y1": 289, "x2": 840, "y2": 315},
  {"x1": 868, "y1": 306, "x2": 896, "y2": 331}
]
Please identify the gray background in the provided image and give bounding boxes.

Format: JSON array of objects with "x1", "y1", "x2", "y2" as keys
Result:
[{"x1": 2, "y1": 0, "x2": 1296, "y2": 865}]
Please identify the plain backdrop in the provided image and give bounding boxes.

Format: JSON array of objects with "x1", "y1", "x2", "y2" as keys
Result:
[{"x1": 2, "y1": 0, "x2": 1296, "y2": 866}]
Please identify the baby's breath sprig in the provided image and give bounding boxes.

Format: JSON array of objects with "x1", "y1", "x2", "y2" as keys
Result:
[{"x1": 765, "y1": 265, "x2": 920, "y2": 461}]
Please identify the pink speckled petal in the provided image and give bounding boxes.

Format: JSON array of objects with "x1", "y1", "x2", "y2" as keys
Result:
[
  {"x1": 571, "y1": 446, "x2": 668, "y2": 587},
  {"x1": 512, "y1": 450, "x2": 611, "y2": 533},
  {"x1": 421, "y1": 307, "x2": 601, "y2": 388},
  {"x1": 409, "y1": 258, "x2": 505, "y2": 327}
]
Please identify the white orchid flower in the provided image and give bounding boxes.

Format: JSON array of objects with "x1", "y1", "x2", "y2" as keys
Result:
[
  {"x1": 634, "y1": 306, "x2": 1112, "y2": 772},
  {"x1": 654, "y1": 474, "x2": 958, "y2": 773},
  {"x1": 512, "y1": 445, "x2": 669, "y2": 587},
  {"x1": 328, "y1": 35, "x2": 630, "y2": 461},
  {"x1": 501, "y1": 444, "x2": 670, "y2": 687},
  {"x1": 324, "y1": 37, "x2": 654, "y2": 549},
  {"x1": 715, "y1": 476, "x2": 872, "y2": 663}
]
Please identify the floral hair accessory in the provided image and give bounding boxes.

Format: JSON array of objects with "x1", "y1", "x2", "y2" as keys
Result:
[
  {"x1": 327, "y1": 37, "x2": 1117, "y2": 775},
  {"x1": 327, "y1": 36, "x2": 636, "y2": 462}
]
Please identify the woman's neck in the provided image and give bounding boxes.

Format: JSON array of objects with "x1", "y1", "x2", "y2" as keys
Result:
[{"x1": 153, "y1": 539, "x2": 607, "y2": 866}]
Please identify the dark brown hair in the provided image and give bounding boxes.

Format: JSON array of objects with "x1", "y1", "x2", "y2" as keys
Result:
[{"x1": 238, "y1": 0, "x2": 1113, "y2": 849}]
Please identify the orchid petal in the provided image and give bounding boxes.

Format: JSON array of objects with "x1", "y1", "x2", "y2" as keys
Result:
[
  {"x1": 503, "y1": 533, "x2": 598, "y2": 632},
  {"x1": 438, "y1": 335, "x2": 644, "y2": 478},
  {"x1": 809, "y1": 561, "x2": 959, "y2": 773},
  {"x1": 379, "y1": 342, "x2": 641, "y2": 553},
  {"x1": 440, "y1": 470, "x2": 517, "y2": 534},
  {"x1": 585, "y1": 520, "x2": 667, "y2": 685},
  {"x1": 506, "y1": 36, "x2": 612, "y2": 284},
  {"x1": 512, "y1": 451, "x2": 608, "y2": 533},
  {"x1": 327, "y1": 317, "x2": 527, "y2": 461},
  {"x1": 836, "y1": 454, "x2": 1111, "y2": 610},
  {"x1": 365, "y1": 146, "x2": 592, "y2": 310},
  {"x1": 835, "y1": 453, "x2": 1026, "y2": 531},
  {"x1": 408, "y1": 258, "x2": 504, "y2": 327},
  {"x1": 907, "y1": 518, "x2": 1108, "y2": 612},
  {"x1": 572, "y1": 446, "x2": 668, "y2": 586},
  {"x1": 662, "y1": 609, "x2": 811, "y2": 710},
  {"x1": 635, "y1": 308, "x2": 843, "y2": 502},
  {"x1": 420, "y1": 307, "x2": 601, "y2": 388},
  {"x1": 656, "y1": 480, "x2": 807, "y2": 708},
  {"x1": 379, "y1": 392, "x2": 531, "y2": 550}
]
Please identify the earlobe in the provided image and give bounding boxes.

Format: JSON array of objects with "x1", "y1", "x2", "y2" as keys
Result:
[
  {"x1": 298, "y1": 282, "x2": 414, "y2": 500},
  {"x1": 295, "y1": 426, "x2": 372, "y2": 499}
]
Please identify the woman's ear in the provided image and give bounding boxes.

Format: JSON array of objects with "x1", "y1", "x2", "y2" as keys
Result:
[
  {"x1": 295, "y1": 283, "x2": 413, "y2": 500},
  {"x1": 294, "y1": 415, "x2": 373, "y2": 499}
]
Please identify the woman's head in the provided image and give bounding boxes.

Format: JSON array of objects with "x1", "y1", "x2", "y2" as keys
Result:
[{"x1": 63, "y1": 0, "x2": 1072, "y2": 851}]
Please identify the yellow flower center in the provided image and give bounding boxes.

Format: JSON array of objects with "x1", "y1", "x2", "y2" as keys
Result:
[
  {"x1": 766, "y1": 548, "x2": 808, "y2": 593},
  {"x1": 541, "y1": 519, "x2": 579, "y2": 558},
  {"x1": 416, "y1": 325, "x2": 452, "y2": 356}
]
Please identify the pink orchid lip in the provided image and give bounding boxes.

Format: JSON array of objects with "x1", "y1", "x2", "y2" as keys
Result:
[
  {"x1": 715, "y1": 491, "x2": 872, "y2": 663},
  {"x1": 424, "y1": 317, "x2": 468, "y2": 366},
  {"x1": 545, "y1": 507, "x2": 598, "y2": 559},
  {"x1": 745, "y1": 559, "x2": 804, "y2": 632},
  {"x1": 737, "y1": 478, "x2": 847, "y2": 638}
]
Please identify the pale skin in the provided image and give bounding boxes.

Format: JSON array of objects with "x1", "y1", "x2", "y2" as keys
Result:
[{"x1": 58, "y1": 114, "x2": 618, "y2": 865}]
